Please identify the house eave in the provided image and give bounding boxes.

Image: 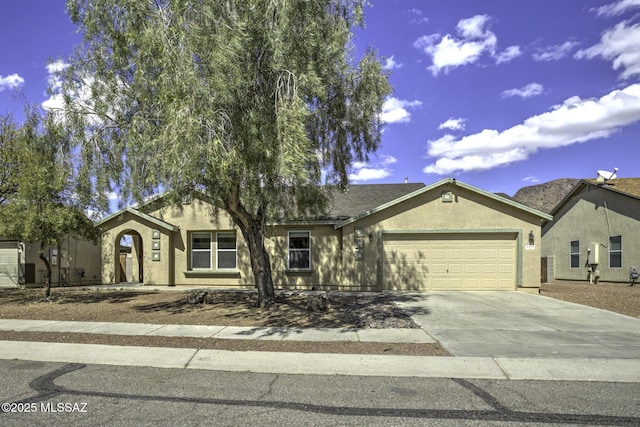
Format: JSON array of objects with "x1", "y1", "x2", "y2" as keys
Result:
[
  {"x1": 97, "y1": 207, "x2": 180, "y2": 232},
  {"x1": 334, "y1": 178, "x2": 552, "y2": 229}
]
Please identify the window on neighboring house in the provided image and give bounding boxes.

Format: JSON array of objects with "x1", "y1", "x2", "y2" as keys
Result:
[
  {"x1": 570, "y1": 240, "x2": 580, "y2": 268},
  {"x1": 191, "y1": 233, "x2": 212, "y2": 269},
  {"x1": 609, "y1": 235, "x2": 622, "y2": 268},
  {"x1": 217, "y1": 232, "x2": 237, "y2": 269},
  {"x1": 288, "y1": 231, "x2": 311, "y2": 270}
]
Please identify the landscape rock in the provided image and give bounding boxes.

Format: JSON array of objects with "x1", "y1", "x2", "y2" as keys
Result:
[{"x1": 187, "y1": 290, "x2": 208, "y2": 304}]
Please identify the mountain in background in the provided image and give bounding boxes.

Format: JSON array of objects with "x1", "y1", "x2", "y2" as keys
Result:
[{"x1": 512, "y1": 178, "x2": 580, "y2": 214}]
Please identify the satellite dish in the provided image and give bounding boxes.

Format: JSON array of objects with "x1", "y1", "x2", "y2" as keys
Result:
[{"x1": 596, "y1": 167, "x2": 618, "y2": 183}]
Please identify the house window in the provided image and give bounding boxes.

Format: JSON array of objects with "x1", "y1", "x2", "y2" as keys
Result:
[
  {"x1": 570, "y1": 240, "x2": 580, "y2": 268},
  {"x1": 288, "y1": 231, "x2": 311, "y2": 270},
  {"x1": 609, "y1": 235, "x2": 622, "y2": 268},
  {"x1": 217, "y1": 232, "x2": 237, "y2": 269},
  {"x1": 191, "y1": 233, "x2": 212, "y2": 269}
]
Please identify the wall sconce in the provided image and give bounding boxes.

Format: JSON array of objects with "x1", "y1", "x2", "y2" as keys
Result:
[
  {"x1": 368, "y1": 232, "x2": 374, "y2": 243},
  {"x1": 528, "y1": 230, "x2": 535, "y2": 245}
]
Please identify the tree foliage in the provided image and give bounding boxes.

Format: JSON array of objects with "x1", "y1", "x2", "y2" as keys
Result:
[
  {"x1": 0, "y1": 109, "x2": 97, "y2": 298},
  {"x1": 61, "y1": 0, "x2": 392, "y2": 305},
  {"x1": 0, "y1": 114, "x2": 23, "y2": 205}
]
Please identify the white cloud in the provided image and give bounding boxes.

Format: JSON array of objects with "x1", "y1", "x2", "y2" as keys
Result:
[
  {"x1": 383, "y1": 55, "x2": 403, "y2": 70},
  {"x1": 349, "y1": 154, "x2": 398, "y2": 182},
  {"x1": 423, "y1": 83, "x2": 640, "y2": 174},
  {"x1": 0, "y1": 74, "x2": 25, "y2": 91},
  {"x1": 381, "y1": 97, "x2": 422, "y2": 124},
  {"x1": 407, "y1": 8, "x2": 429, "y2": 25},
  {"x1": 522, "y1": 176, "x2": 540, "y2": 184},
  {"x1": 591, "y1": 0, "x2": 640, "y2": 17},
  {"x1": 42, "y1": 60, "x2": 107, "y2": 128},
  {"x1": 414, "y1": 14, "x2": 497, "y2": 75},
  {"x1": 42, "y1": 60, "x2": 70, "y2": 112},
  {"x1": 575, "y1": 20, "x2": 640, "y2": 80},
  {"x1": 438, "y1": 117, "x2": 466, "y2": 131},
  {"x1": 501, "y1": 83, "x2": 544, "y2": 99},
  {"x1": 533, "y1": 41, "x2": 579, "y2": 61},
  {"x1": 495, "y1": 45, "x2": 522, "y2": 64},
  {"x1": 105, "y1": 191, "x2": 119, "y2": 201}
]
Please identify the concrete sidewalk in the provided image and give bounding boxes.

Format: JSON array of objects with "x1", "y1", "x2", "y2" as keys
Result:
[
  {"x1": 1, "y1": 339, "x2": 639, "y2": 382},
  {"x1": 2, "y1": 290, "x2": 640, "y2": 382},
  {"x1": 1, "y1": 318, "x2": 640, "y2": 382},
  {"x1": 0, "y1": 318, "x2": 435, "y2": 343}
]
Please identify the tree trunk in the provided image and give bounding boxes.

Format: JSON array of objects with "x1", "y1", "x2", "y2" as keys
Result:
[
  {"x1": 242, "y1": 221, "x2": 276, "y2": 308},
  {"x1": 224, "y1": 183, "x2": 276, "y2": 308},
  {"x1": 38, "y1": 248, "x2": 52, "y2": 299}
]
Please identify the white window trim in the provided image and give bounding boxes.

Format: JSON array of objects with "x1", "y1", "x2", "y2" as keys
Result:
[
  {"x1": 288, "y1": 230, "x2": 311, "y2": 270},
  {"x1": 191, "y1": 232, "x2": 212, "y2": 270},
  {"x1": 570, "y1": 240, "x2": 580, "y2": 269},
  {"x1": 216, "y1": 232, "x2": 237, "y2": 270},
  {"x1": 609, "y1": 235, "x2": 622, "y2": 269}
]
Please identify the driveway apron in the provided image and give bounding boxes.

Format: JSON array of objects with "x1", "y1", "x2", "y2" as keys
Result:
[{"x1": 395, "y1": 291, "x2": 640, "y2": 359}]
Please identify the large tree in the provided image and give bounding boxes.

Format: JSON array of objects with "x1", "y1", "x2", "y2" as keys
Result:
[
  {"x1": 61, "y1": 0, "x2": 391, "y2": 306},
  {"x1": 0, "y1": 114, "x2": 23, "y2": 205},
  {"x1": 0, "y1": 109, "x2": 96, "y2": 298}
]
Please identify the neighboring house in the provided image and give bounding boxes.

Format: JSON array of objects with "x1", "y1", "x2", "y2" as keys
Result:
[
  {"x1": 98, "y1": 178, "x2": 551, "y2": 292},
  {"x1": 0, "y1": 236, "x2": 101, "y2": 288},
  {"x1": 542, "y1": 178, "x2": 640, "y2": 283}
]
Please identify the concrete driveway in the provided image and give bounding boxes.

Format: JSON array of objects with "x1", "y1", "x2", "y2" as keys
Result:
[{"x1": 395, "y1": 291, "x2": 640, "y2": 359}]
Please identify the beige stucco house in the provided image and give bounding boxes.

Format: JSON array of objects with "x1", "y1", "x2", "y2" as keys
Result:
[
  {"x1": 0, "y1": 236, "x2": 101, "y2": 288},
  {"x1": 98, "y1": 178, "x2": 551, "y2": 292},
  {"x1": 542, "y1": 178, "x2": 640, "y2": 283}
]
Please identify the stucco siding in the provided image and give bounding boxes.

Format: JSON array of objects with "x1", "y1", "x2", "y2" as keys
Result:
[
  {"x1": 23, "y1": 237, "x2": 100, "y2": 286},
  {"x1": 542, "y1": 185, "x2": 640, "y2": 282},
  {"x1": 342, "y1": 183, "x2": 542, "y2": 290},
  {"x1": 101, "y1": 211, "x2": 172, "y2": 286}
]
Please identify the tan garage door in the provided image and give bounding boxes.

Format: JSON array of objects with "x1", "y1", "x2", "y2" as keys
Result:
[
  {"x1": 0, "y1": 243, "x2": 19, "y2": 288},
  {"x1": 383, "y1": 233, "x2": 516, "y2": 291}
]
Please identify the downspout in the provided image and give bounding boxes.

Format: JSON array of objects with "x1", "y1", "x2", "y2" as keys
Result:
[
  {"x1": 169, "y1": 230, "x2": 175, "y2": 286},
  {"x1": 603, "y1": 201, "x2": 612, "y2": 240}
]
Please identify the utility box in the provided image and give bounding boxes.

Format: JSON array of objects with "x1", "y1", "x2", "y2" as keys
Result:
[{"x1": 588, "y1": 244, "x2": 599, "y2": 265}]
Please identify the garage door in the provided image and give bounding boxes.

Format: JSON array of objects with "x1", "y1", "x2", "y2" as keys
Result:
[
  {"x1": 383, "y1": 233, "x2": 516, "y2": 291},
  {"x1": 0, "y1": 242, "x2": 19, "y2": 288}
]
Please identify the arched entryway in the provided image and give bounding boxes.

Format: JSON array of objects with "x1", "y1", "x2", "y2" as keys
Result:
[{"x1": 115, "y1": 230, "x2": 144, "y2": 283}]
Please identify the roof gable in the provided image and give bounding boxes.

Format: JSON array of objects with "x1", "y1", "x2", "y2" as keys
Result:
[
  {"x1": 335, "y1": 178, "x2": 552, "y2": 228},
  {"x1": 97, "y1": 207, "x2": 179, "y2": 231},
  {"x1": 548, "y1": 178, "x2": 640, "y2": 218}
]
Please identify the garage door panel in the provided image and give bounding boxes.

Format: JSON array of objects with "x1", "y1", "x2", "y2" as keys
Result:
[{"x1": 383, "y1": 233, "x2": 516, "y2": 291}]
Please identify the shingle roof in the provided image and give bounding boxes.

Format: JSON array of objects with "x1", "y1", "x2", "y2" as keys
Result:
[
  {"x1": 325, "y1": 183, "x2": 425, "y2": 219},
  {"x1": 585, "y1": 178, "x2": 640, "y2": 199}
]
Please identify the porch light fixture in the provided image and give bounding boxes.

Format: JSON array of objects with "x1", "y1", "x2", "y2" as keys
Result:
[{"x1": 528, "y1": 231, "x2": 535, "y2": 245}]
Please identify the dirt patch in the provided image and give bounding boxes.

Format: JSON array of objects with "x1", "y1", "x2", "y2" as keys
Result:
[
  {"x1": 0, "y1": 288, "x2": 419, "y2": 328},
  {"x1": 0, "y1": 287, "x2": 448, "y2": 356},
  {"x1": 540, "y1": 280, "x2": 640, "y2": 319}
]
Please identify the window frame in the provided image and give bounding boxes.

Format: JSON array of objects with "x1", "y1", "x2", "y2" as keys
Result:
[
  {"x1": 288, "y1": 230, "x2": 311, "y2": 270},
  {"x1": 216, "y1": 232, "x2": 237, "y2": 270},
  {"x1": 609, "y1": 235, "x2": 622, "y2": 268},
  {"x1": 191, "y1": 232, "x2": 212, "y2": 270},
  {"x1": 570, "y1": 240, "x2": 580, "y2": 269}
]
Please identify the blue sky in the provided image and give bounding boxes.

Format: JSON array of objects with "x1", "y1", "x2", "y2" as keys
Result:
[{"x1": 1, "y1": 1, "x2": 639, "y2": 199}]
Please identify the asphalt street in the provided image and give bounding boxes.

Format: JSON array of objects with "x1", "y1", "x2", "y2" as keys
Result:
[{"x1": 1, "y1": 360, "x2": 639, "y2": 426}]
